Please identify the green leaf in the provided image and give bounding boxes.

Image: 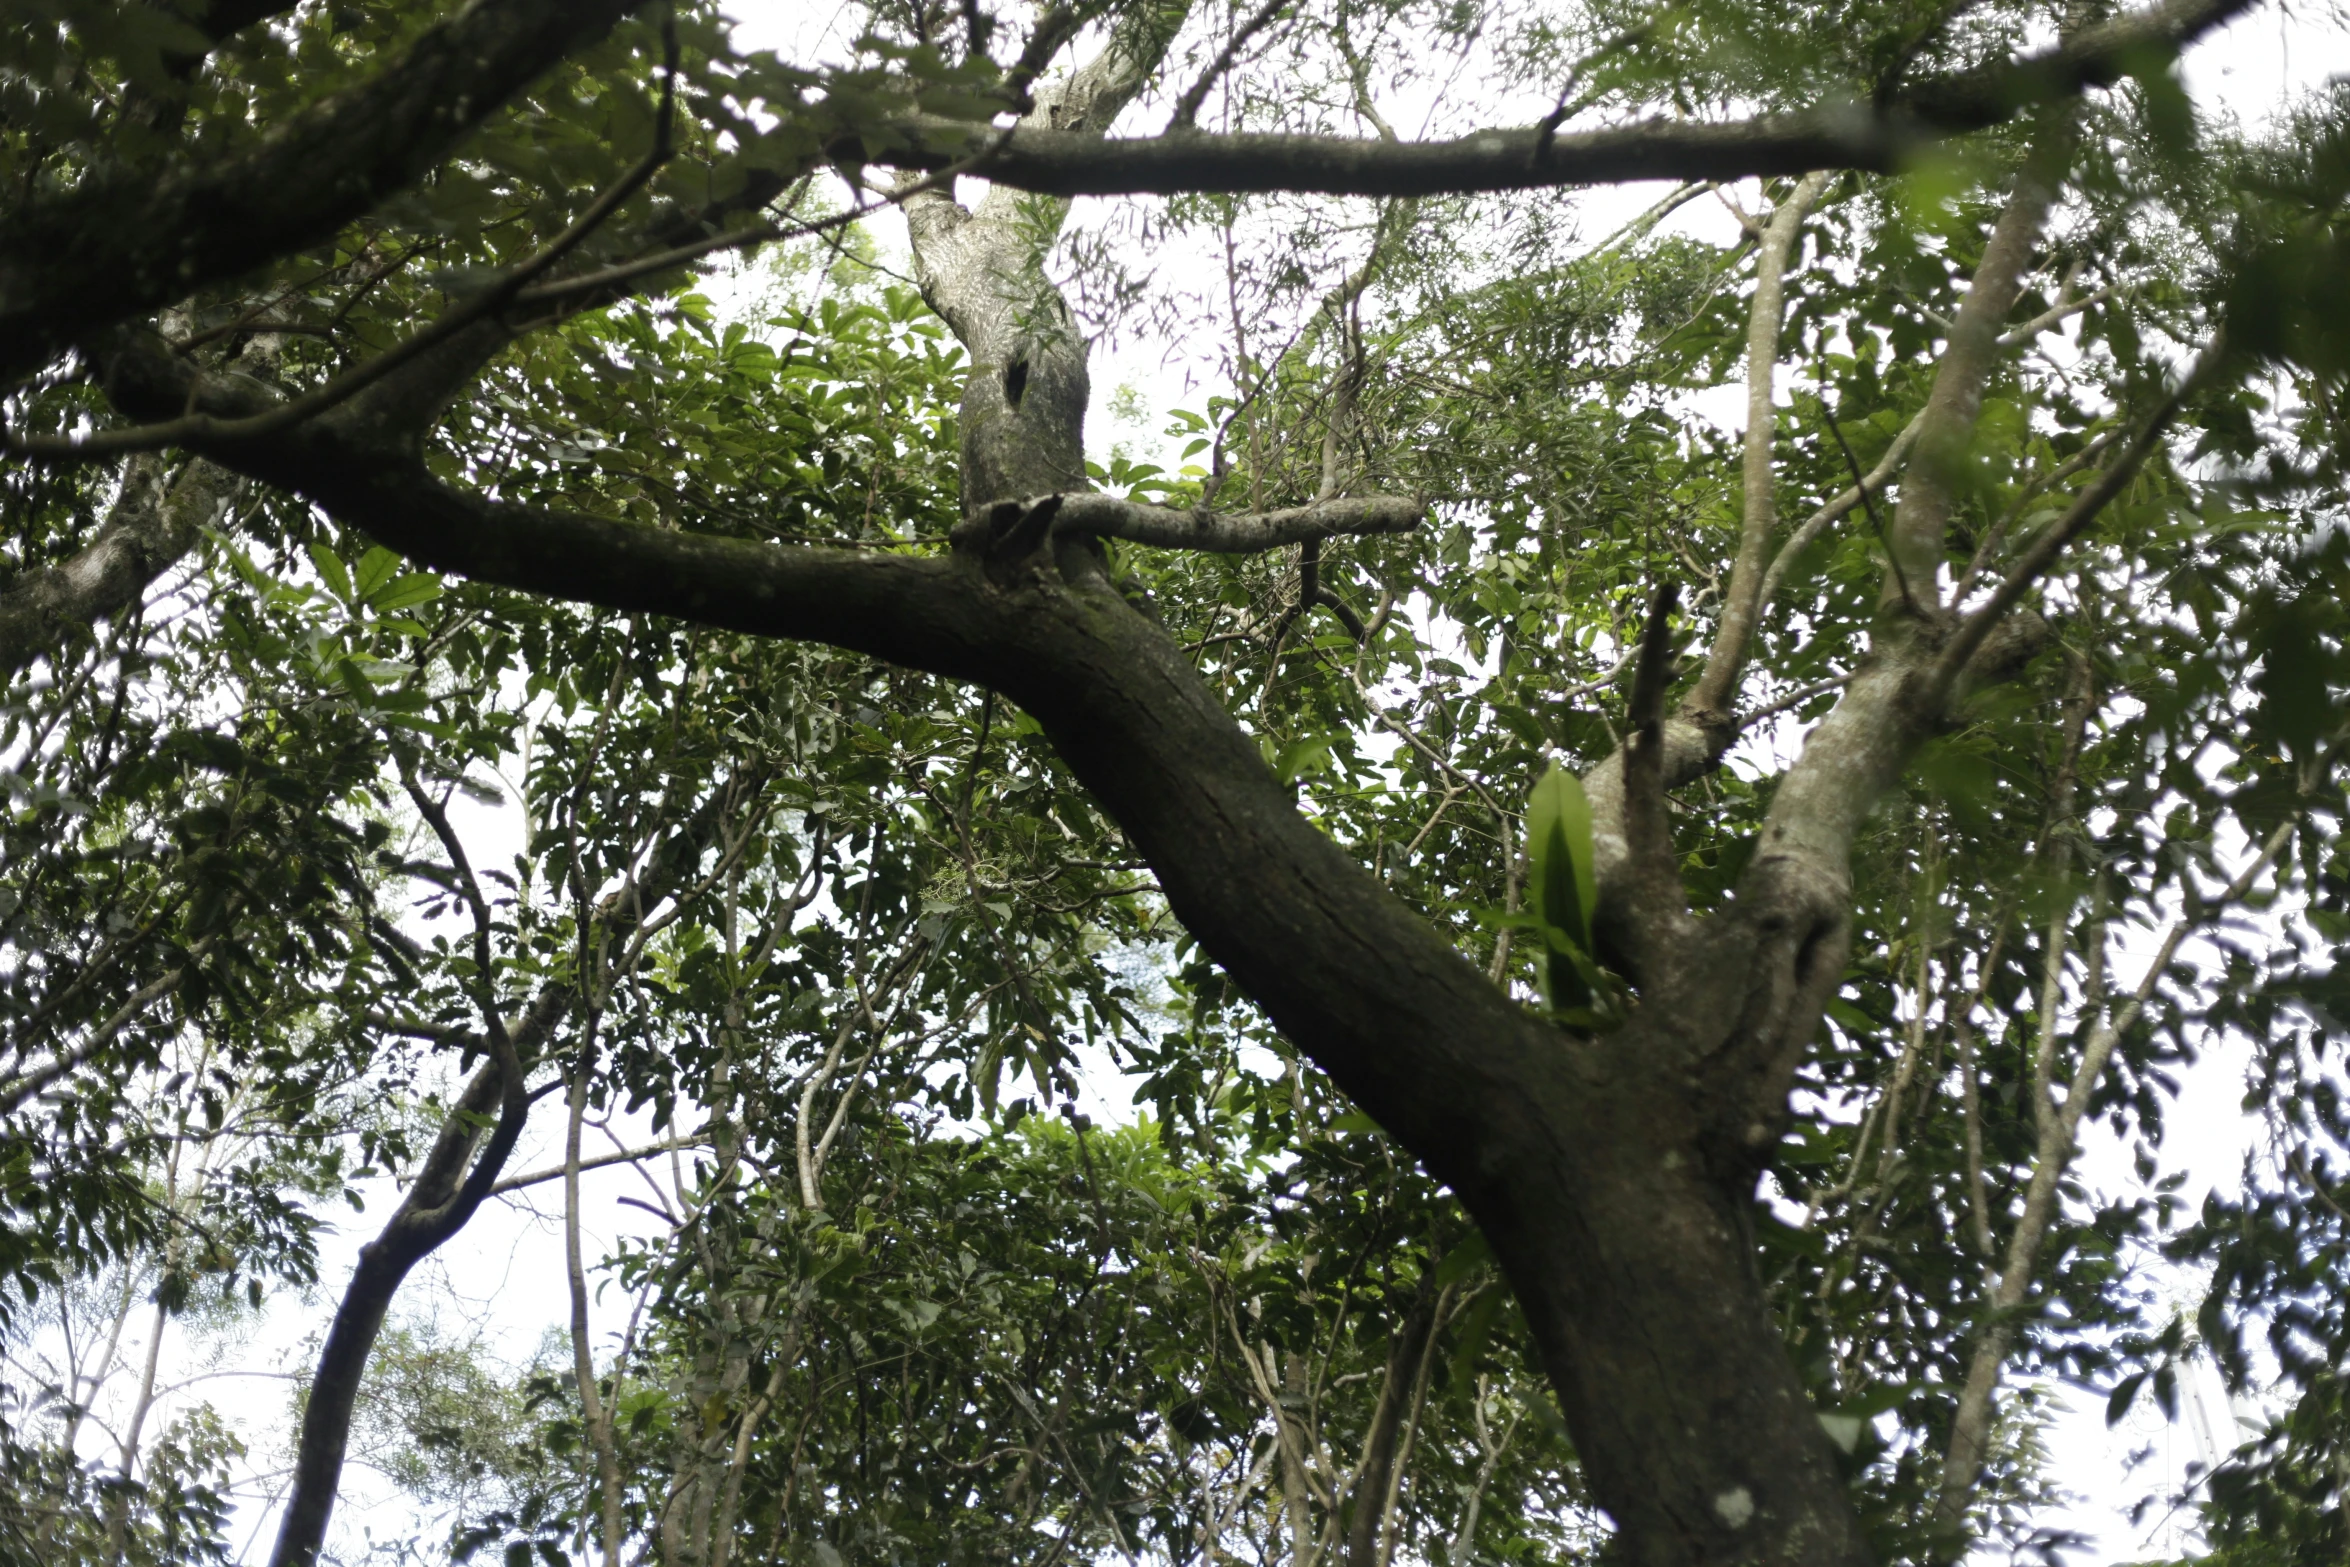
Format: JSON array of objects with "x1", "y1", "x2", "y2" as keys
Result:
[
  {"x1": 1526, "y1": 762, "x2": 1598, "y2": 1011},
  {"x1": 306, "y1": 541, "x2": 352, "y2": 604},
  {"x1": 352, "y1": 545, "x2": 401, "y2": 604}
]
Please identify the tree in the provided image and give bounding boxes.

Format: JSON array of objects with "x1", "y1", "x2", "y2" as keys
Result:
[{"x1": 3, "y1": 1, "x2": 2348, "y2": 1565}]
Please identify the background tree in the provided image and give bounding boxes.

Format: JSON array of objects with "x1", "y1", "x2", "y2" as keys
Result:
[{"x1": 3, "y1": 2, "x2": 2348, "y2": 1565}]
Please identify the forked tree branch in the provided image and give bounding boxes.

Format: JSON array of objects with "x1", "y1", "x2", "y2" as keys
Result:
[
  {"x1": 10, "y1": 40, "x2": 683, "y2": 465},
  {"x1": 271, "y1": 773, "x2": 747, "y2": 1567}
]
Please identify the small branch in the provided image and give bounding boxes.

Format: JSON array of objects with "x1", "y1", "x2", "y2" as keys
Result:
[
  {"x1": 489, "y1": 1133, "x2": 711, "y2": 1196},
  {"x1": 1949, "y1": 422, "x2": 2127, "y2": 602},
  {"x1": 1882, "y1": 114, "x2": 2078, "y2": 607},
  {"x1": 1167, "y1": 0, "x2": 1290, "y2": 132},
  {"x1": 1620, "y1": 585, "x2": 1689, "y2": 932},
  {"x1": 1934, "y1": 811, "x2": 2298, "y2": 1523},
  {"x1": 1003, "y1": 3, "x2": 1086, "y2": 109},
  {"x1": 1998, "y1": 283, "x2": 2113, "y2": 348},
  {"x1": 1755, "y1": 410, "x2": 1927, "y2": 619},
  {"x1": 1823, "y1": 390, "x2": 1916, "y2": 611},
  {"x1": 1735, "y1": 671, "x2": 1853, "y2": 734},
  {"x1": 564, "y1": 1026, "x2": 626, "y2": 1567},
  {"x1": 962, "y1": 491, "x2": 1425, "y2": 553},
  {"x1": 0, "y1": 963, "x2": 193, "y2": 1116},
  {"x1": 1528, "y1": 21, "x2": 1657, "y2": 165},
  {"x1": 1932, "y1": 337, "x2": 2228, "y2": 696},
  {"x1": 1342, "y1": 664, "x2": 1513, "y2": 828},
  {"x1": 0, "y1": 455, "x2": 229, "y2": 674}
]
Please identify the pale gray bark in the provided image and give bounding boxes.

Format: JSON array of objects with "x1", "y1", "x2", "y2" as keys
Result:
[
  {"x1": 903, "y1": 3, "x2": 1192, "y2": 508},
  {"x1": 1687, "y1": 170, "x2": 1833, "y2": 725}
]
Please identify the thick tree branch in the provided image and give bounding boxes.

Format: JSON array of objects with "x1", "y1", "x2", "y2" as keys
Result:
[
  {"x1": 902, "y1": 0, "x2": 1193, "y2": 505},
  {"x1": 90, "y1": 333, "x2": 984, "y2": 670},
  {"x1": 12, "y1": 46, "x2": 682, "y2": 466},
  {"x1": 0, "y1": 0, "x2": 650, "y2": 387},
  {"x1": 866, "y1": 0, "x2": 2254, "y2": 197}
]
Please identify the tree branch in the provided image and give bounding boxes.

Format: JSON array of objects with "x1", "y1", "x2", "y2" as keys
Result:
[
  {"x1": 10, "y1": 49, "x2": 681, "y2": 466},
  {"x1": 868, "y1": 0, "x2": 2255, "y2": 198},
  {"x1": 1166, "y1": 0, "x2": 1291, "y2": 132},
  {"x1": 1751, "y1": 409, "x2": 1926, "y2": 624},
  {"x1": 1932, "y1": 337, "x2": 2228, "y2": 693},
  {"x1": 1621, "y1": 584, "x2": 1694, "y2": 947},
  {"x1": 1686, "y1": 171, "x2": 1833, "y2": 723},
  {"x1": 1934, "y1": 813, "x2": 2298, "y2": 1524},
  {"x1": 972, "y1": 491, "x2": 1425, "y2": 552},
  {"x1": 1884, "y1": 116, "x2": 2078, "y2": 605},
  {"x1": 489, "y1": 1132, "x2": 710, "y2": 1196}
]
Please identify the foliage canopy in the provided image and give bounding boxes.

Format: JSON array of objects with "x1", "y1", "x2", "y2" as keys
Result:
[{"x1": 2, "y1": 1, "x2": 2349, "y2": 1565}]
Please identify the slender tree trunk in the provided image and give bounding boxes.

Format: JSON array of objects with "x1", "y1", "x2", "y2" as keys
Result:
[{"x1": 566, "y1": 1042, "x2": 626, "y2": 1567}]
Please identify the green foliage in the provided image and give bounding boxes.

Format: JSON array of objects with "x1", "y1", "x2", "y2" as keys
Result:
[{"x1": 4, "y1": 0, "x2": 2350, "y2": 1562}]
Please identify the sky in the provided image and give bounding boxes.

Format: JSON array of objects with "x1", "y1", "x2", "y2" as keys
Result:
[{"x1": 32, "y1": 3, "x2": 2350, "y2": 1562}]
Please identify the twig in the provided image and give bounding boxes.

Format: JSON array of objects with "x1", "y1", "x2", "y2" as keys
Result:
[
  {"x1": 1527, "y1": 21, "x2": 1656, "y2": 166},
  {"x1": 1168, "y1": 0, "x2": 1290, "y2": 131},
  {"x1": 1934, "y1": 336, "x2": 2228, "y2": 694},
  {"x1": 1735, "y1": 671, "x2": 1852, "y2": 733},
  {"x1": 1820, "y1": 387, "x2": 1914, "y2": 611}
]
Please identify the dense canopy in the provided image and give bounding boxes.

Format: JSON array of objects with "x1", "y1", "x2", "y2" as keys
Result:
[{"x1": 2, "y1": 2, "x2": 2349, "y2": 1565}]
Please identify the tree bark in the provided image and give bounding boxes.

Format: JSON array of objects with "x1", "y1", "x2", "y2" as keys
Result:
[{"x1": 859, "y1": 0, "x2": 2251, "y2": 200}]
